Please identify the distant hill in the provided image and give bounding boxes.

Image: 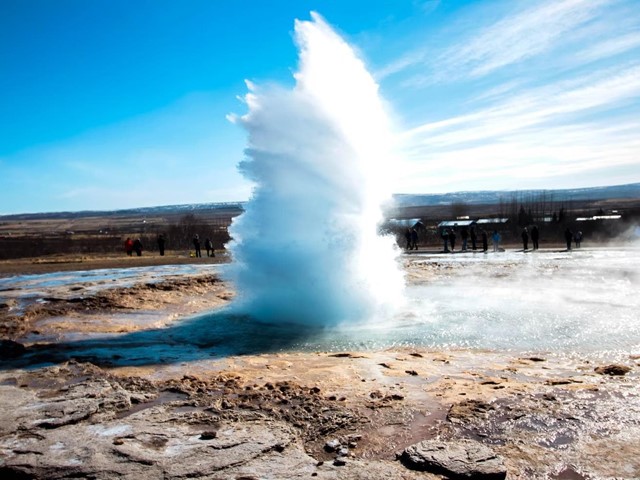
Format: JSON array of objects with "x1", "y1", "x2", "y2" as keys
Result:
[
  {"x1": 0, "y1": 202, "x2": 246, "y2": 221},
  {"x1": 391, "y1": 183, "x2": 640, "y2": 207},
  {"x1": 2, "y1": 183, "x2": 639, "y2": 221}
]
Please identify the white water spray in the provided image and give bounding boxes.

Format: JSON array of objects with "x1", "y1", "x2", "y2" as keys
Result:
[{"x1": 225, "y1": 13, "x2": 404, "y2": 326}]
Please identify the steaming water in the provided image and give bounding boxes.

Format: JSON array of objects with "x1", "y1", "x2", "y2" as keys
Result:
[
  {"x1": 224, "y1": 13, "x2": 404, "y2": 326},
  {"x1": 394, "y1": 247, "x2": 640, "y2": 356},
  {"x1": 201, "y1": 248, "x2": 640, "y2": 359},
  {"x1": 2, "y1": 248, "x2": 638, "y2": 365}
]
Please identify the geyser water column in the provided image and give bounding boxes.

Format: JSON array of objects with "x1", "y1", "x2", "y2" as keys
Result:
[{"x1": 226, "y1": 12, "x2": 404, "y2": 326}]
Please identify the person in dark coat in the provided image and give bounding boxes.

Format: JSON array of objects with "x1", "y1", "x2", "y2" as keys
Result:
[
  {"x1": 442, "y1": 229, "x2": 450, "y2": 252},
  {"x1": 448, "y1": 229, "x2": 457, "y2": 252},
  {"x1": 481, "y1": 230, "x2": 488, "y2": 253},
  {"x1": 410, "y1": 228, "x2": 418, "y2": 251},
  {"x1": 404, "y1": 228, "x2": 412, "y2": 251},
  {"x1": 193, "y1": 234, "x2": 202, "y2": 258},
  {"x1": 461, "y1": 227, "x2": 469, "y2": 251},
  {"x1": 133, "y1": 238, "x2": 143, "y2": 256},
  {"x1": 531, "y1": 225, "x2": 539, "y2": 250},
  {"x1": 564, "y1": 228, "x2": 573, "y2": 251},
  {"x1": 204, "y1": 237, "x2": 213, "y2": 257},
  {"x1": 157, "y1": 234, "x2": 166, "y2": 256},
  {"x1": 574, "y1": 231, "x2": 583, "y2": 248},
  {"x1": 470, "y1": 227, "x2": 477, "y2": 250},
  {"x1": 521, "y1": 227, "x2": 529, "y2": 251}
]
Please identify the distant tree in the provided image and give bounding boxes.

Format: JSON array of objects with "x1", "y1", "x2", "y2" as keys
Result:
[
  {"x1": 166, "y1": 214, "x2": 202, "y2": 249},
  {"x1": 498, "y1": 198, "x2": 507, "y2": 219},
  {"x1": 518, "y1": 205, "x2": 527, "y2": 226},
  {"x1": 165, "y1": 213, "x2": 231, "y2": 251}
]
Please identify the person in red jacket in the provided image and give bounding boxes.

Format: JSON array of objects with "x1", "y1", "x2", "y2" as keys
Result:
[{"x1": 124, "y1": 238, "x2": 134, "y2": 256}]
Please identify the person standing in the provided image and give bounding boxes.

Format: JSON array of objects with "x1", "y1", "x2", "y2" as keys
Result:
[
  {"x1": 470, "y1": 227, "x2": 477, "y2": 251},
  {"x1": 531, "y1": 225, "x2": 539, "y2": 250},
  {"x1": 410, "y1": 228, "x2": 418, "y2": 251},
  {"x1": 448, "y1": 229, "x2": 457, "y2": 252},
  {"x1": 442, "y1": 229, "x2": 450, "y2": 253},
  {"x1": 157, "y1": 234, "x2": 166, "y2": 256},
  {"x1": 204, "y1": 237, "x2": 213, "y2": 257},
  {"x1": 404, "y1": 228, "x2": 412, "y2": 251},
  {"x1": 461, "y1": 227, "x2": 469, "y2": 251},
  {"x1": 521, "y1": 227, "x2": 529, "y2": 251},
  {"x1": 124, "y1": 238, "x2": 134, "y2": 256},
  {"x1": 193, "y1": 234, "x2": 202, "y2": 258},
  {"x1": 564, "y1": 228, "x2": 573, "y2": 251},
  {"x1": 481, "y1": 230, "x2": 488, "y2": 253},
  {"x1": 492, "y1": 230, "x2": 501, "y2": 252},
  {"x1": 575, "y1": 231, "x2": 583, "y2": 248},
  {"x1": 133, "y1": 238, "x2": 143, "y2": 256}
]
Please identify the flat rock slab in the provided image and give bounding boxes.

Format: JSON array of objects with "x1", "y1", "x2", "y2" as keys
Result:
[
  {"x1": 0, "y1": 377, "x2": 428, "y2": 480},
  {"x1": 400, "y1": 439, "x2": 506, "y2": 479}
]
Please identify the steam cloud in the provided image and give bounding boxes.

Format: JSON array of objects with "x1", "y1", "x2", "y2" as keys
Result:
[{"x1": 225, "y1": 13, "x2": 405, "y2": 326}]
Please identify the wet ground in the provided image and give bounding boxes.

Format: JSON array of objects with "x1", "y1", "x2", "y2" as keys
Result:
[{"x1": 0, "y1": 246, "x2": 639, "y2": 478}]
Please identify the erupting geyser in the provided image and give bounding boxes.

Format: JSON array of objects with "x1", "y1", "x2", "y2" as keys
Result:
[{"x1": 225, "y1": 12, "x2": 405, "y2": 326}]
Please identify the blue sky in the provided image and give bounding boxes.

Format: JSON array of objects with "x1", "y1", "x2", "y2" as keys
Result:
[{"x1": 1, "y1": 0, "x2": 639, "y2": 214}]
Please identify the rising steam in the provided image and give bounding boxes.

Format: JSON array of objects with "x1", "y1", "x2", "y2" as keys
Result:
[{"x1": 225, "y1": 12, "x2": 404, "y2": 326}]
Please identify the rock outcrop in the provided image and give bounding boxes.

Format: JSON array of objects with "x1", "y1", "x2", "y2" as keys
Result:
[{"x1": 400, "y1": 439, "x2": 507, "y2": 479}]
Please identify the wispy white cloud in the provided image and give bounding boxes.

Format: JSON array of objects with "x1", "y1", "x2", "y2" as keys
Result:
[
  {"x1": 376, "y1": 49, "x2": 428, "y2": 80},
  {"x1": 384, "y1": 0, "x2": 623, "y2": 86},
  {"x1": 395, "y1": 53, "x2": 640, "y2": 193},
  {"x1": 396, "y1": 123, "x2": 640, "y2": 193},
  {"x1": 402, "y1": 62, "x2": 640, "y2": 147},
  {"x1": 466, "y1": 80, "x2": 523, "y2": 104},
  {"x1": 574, "y1": 31, "x2": 640, "y2": 64},
  {"x1": 440, "y1": 0, "x2": 610, "y2": 78}
]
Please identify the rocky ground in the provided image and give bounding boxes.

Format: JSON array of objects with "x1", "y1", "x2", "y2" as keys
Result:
[
  {"x1": 0, "y1": 254, "x2": 639, "y2": 479},
  {"x1": 0, "y1": 271, "x2": 231, "y2": 340}
]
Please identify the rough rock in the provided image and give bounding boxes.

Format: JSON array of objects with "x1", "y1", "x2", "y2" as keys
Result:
[
  {"x1": 447, "y1": 399, "x2": 494, "y2": 423},
  {"x1": 0, "y1": 368, "x2": 427, "y2": 480},
  {"x1": 334, "y1": 457, "x2": 347, "y2": 466},
  {"x1": 400, "y1": 439, "x2": 507, "y2": 479},
  {"x1": 325, "y1": 439, "x2": 341, "y2": 452},
  {"x1": 594, "y1": 364, "x2": 632, "y2": 376},
  {"x1": 0, "y1": 376, "x2": 301, "y2": 480}
]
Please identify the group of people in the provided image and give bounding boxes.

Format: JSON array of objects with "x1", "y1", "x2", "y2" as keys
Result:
[
  {"x1": 441, "y1": 226, "x2": 493, "y2": 253},
  {"x1": 404, "y1": 228, "x2": 419, "y2": 250},
  {"x1": 124, "y1": 237, "x2": 143, "y2": 256},
  {"x1": 128, "y1": 226, "x2": 584, "y2": 258},
  {"x1": 442, "y1": 224, "x2": 582, "y2": 253},
  {"x1": 123, "y1": 234, "x2": 215, "y2": 257},
  {"x1": 520, "y1": 225, "x2": 540, "y2": 251},
  {"x1": 192, "y1": 234, "x2": 215, "y2": 258},
  {"x1": 563, "y1": 228, "x2": 583, "y2": 250},
  {"x1": 441, "y1": 225, "x2": 547, "y2": 253}
]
